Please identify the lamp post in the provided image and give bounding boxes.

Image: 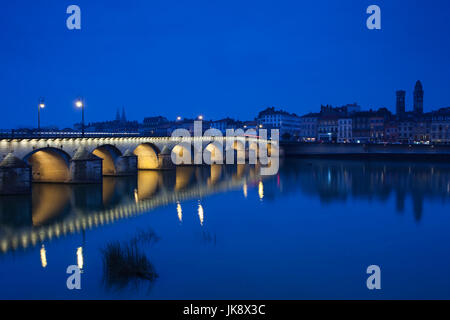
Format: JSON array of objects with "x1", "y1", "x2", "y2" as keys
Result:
[
  {"x1": 76, "y1": 98, "x2": 84, "y2": 137},
  {"x1": 38, "y1": 98, "x2": 45, "y2": 133}
]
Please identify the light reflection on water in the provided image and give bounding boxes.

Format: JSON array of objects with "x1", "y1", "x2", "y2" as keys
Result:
[
  {"x1": 0, "y1": 164, "x2": 263, "y2": 253},
  {"x1": 0, "y1": 159, "x2": 450, "y2": 299}
]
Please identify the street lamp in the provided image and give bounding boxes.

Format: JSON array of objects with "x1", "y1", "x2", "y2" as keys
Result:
[
  {"x1": 38, "y1": 98, "x2": 45, "y2": 132},
  {"x1": 198, "y1": 115, "x2": 203, "y2": 120},
  {"x1": 176, "y1": 116, "x2": 182, "y2": 121},
  {"x1": 75, "y1": 98, "x2": 85, "y2": 137}
]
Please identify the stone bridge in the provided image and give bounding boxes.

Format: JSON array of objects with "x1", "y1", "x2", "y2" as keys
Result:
[{"x1": 0, "y1": 136, "x2": 274, "y2": 194}]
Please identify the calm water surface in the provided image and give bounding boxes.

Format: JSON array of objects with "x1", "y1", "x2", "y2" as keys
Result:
[{"x1": 0, "y1": 159, "x2": 450, "y2": 299}]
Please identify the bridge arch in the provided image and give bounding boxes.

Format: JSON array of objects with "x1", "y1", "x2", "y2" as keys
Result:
[
  {"x1": 232, "y1": 140, "x2": 245, "y2": 151},
  {"x1": 204, "y1": 143, "x2": 223, "y2": 164},
  {"x1": 133, "y1": 143, "x2": 160, "y2": 170},
  {"x1": 225, "y1": 140, "x2": 246, "y2": 164},
  {"x1": 171, "y1": 144, "x2": 192, "y2": 165},
  {"x1": 92, "y1": 144, "x2": 122, "y2": 175},
  {"x1": 24, "y1": 147, "x2": 71, "y2": 182},
  {"x1": 249, "y1": 141, "x2": 274, "y2": 163}
]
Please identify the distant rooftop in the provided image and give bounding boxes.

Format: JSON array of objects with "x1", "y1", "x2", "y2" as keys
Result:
[{"x1": 257, "y1": 107, "x2": 297, "y2": 118}]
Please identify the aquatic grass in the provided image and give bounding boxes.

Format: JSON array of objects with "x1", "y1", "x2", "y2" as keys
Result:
[{"x1": 101, "y1": 237, "x2": 158, "y2": 291}]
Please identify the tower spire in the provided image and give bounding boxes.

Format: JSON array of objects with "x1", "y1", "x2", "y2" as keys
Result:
[{"x1": 121, "y1": 106, "x2": 126, "y2": 122}]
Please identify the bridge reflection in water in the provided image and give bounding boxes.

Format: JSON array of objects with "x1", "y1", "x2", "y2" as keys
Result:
[
  {"x1": 0, "y1": 164, "x2": 263, "y2": 254},
  {"x1": 2, "y1": 159, "x2": 450, "y2": 254}
]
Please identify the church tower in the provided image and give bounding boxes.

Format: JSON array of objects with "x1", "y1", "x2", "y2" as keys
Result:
[
  {"x1": 121, "y1": 107, "x2": 127, "y2": 122},
  {"x1": 413, "y1": 81, "x2": 424, "y2": 114}
]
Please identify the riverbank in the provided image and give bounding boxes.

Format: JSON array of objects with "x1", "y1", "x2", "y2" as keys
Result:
[{"x1": 281, "y1": 142, "x2": 450, "y2": 160}]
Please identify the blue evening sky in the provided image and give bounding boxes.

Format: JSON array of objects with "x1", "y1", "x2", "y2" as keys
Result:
[{"x1": 1, "y1": 0, "x2": 449, "y2": 128}]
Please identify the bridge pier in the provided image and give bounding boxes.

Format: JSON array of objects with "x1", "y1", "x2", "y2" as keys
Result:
[
  {"x1": 69, "y1": 147, "x2": 103, "y2": 184},
  {"x1": 158, "y1": 146, "x2": 175, "y2": 170},
  {"x1": 0, "y1": 153, "x2": 32, "y2": 195},
  {"x1": 115, "y1": 150, "x2": 138, "y2": 176}
]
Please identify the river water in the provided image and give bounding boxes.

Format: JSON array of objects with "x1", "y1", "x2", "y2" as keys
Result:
[{"x1": 0, "y1": 159, "x2": 449, "y2": 299}]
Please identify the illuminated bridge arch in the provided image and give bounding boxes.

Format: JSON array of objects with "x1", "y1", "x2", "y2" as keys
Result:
[
  {"x1": 225, "y1": 140, "x2": 246, "y2": 163},
  {"x1": 92, "y1": 144, "x2": 122, "y2": 175},
  {"x1": 24, "y1": 147, "x2": 71, "y2": 183},
  {"x1": 204, "y1": 143, "x2": 223, "y2": 164},
  {"x1": 133, "y1": 143, "x2": 160, "y2": 170},
  {"x1": 171, "y1": 144, "x2": 192, "y2": 165},
  {"x1": 249, "y1": 141, "x2": 274, "y2": 162}
]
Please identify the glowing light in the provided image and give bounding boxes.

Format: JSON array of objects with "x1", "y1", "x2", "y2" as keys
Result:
[
  {"x1": 176, "y1": 116, "x2": 182, "y2": 121},
  {"x1": 77, "y1": 247, "x2": 84, "y2": 270},
  {"x1": 198, "y1": 115, "x2": 203, "y2": 120},
  {"x1": 258, "y1": 181, "x2": 264, "y2": 200},
  {"x1": 243, "y1": 183, "x2": 248, "y2": 198},
  {"x1": 197, "y1": 201, "x2": 204, "y2": 226},
  {"x1": 259, "y1": 124, "x2": 263, "y2": 128},
  {"x1": 1, "y1": 240, "x2": 7, "y2": 253},
  {"x1": 75, "y1": 100, "x2": 83, "y2": 108},
  {"x1": 177, "y1": 201, "x2": 182, "y2": 222},
  {"x1": 39, "y1": 103, "x2": 45, "y2": 108},
  {"x1": 40, "y1": 245, "x2": 47, "y2": 268}
]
